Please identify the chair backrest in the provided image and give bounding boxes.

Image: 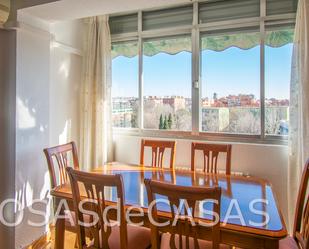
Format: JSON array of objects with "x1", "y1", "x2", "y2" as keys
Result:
[
  {"x1": 43, "y1": 141, "x2": 79, "y2": 189},
  {"x1": 191, "y1": 142, "x2": 232, "y2": 175},
  {"x1": 66, "y1": 167, "x2": 128, "y2": 249},
  {"x1": 140, "y1": 139, "x2": 176, "y2": 169},
  {"x1": 144, "y1": 179, "x2": 221, "y2": 249},
  {"x1": 293, "y1": 160, "x2": 309, "y2": 249}
]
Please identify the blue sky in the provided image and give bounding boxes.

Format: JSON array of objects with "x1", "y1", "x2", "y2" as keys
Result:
[{"x1": 112, "y1": 44, "x2": 293, "y2": 100}]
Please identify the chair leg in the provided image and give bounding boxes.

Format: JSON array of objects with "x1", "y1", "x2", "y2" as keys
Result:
[{"x1": 74, "y1": 235, "x2": 78, "y2": 248}]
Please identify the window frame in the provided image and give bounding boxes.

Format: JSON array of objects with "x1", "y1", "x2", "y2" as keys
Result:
[{"x1": 111, "y1": 0, "x2": 295, "y2": 145}]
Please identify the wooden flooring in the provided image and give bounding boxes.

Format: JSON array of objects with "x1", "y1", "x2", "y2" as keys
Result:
[{"x1": 31, "y1": 227, "x2": 77, "y2": 249}]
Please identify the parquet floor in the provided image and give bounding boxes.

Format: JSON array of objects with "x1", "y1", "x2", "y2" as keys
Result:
[{"x1": 42, "y1": 228, "x2": 77, "y2": 249}]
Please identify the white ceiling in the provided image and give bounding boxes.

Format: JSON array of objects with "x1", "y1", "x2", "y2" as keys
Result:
[{"x1": 20, "y1": 0, "x2": 191, "y2": 23}]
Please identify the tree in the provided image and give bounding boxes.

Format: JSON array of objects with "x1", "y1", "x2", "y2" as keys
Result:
[
  {"x1": 159, "y1": 114, "x2": 164, "y2": 129},
  {"x1": 163, "y1": 115, "x2": 168, "y2": 129},
  {"x1": 174, "y1": 109, "x2": 191, "y2": 131},
  {"x1": 144, "y1": 102, "x2": 173, "y2": 129},
  {"x1": 167, "y1": 113, "x2": 173, "y2": 129},
  {"x1": 130, "y1": 99, "x2": 139, "y2": 128}
]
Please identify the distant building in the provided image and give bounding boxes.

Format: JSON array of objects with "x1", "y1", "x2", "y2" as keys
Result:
[
  {"x1": 212, "y1": 94, "x2": 258, "y2": 107},
  {"x1": 112, "y1": 97, "x2": 137, "y2": 127},
  {"x1": 163, "y1": 96, "x2": 186, "y2": 111},
  {"x1": 266, "y1": 98, "x2": 290, "y2": 106},
  {"x1": 185, "y1": 98, "x2": 192, "y2": 110},
  {"x1": 202, "y1": 107, "x2": 229, "y2": 132},
  {"x1": 202, "y1": 97, "x2": 213, "y2": 107},
  {"x1": 144, "y1": 96, "x2": 163, "y2": 106}
]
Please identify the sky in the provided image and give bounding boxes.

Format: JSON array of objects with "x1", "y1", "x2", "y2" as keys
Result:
[{"x1": 112, "y1": 44, "x2": 293, "y2": 100}]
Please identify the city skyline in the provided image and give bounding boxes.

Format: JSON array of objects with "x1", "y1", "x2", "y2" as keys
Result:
[
  {"x1": 112, "y1": 94, "x2": 289, "y2": 135},
  {"x1": 113, "y1": 93, "x2": 290, "y2": 109},
  {"x1": 112, "y1": 94, "x2": 290, "y2": 101}
]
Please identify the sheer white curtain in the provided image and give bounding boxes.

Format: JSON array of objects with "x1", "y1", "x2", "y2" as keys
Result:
[
  {"x1": 288, "y1": 0, "x2": 309, "y2": 231},
  {"x1": 80, "y1": 15, "x2": 113, "y2": 171}
]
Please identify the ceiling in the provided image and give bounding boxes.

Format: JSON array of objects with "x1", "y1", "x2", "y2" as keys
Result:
[{"x1": 20, "y1": 0, "x2": 191, "y2": 23}]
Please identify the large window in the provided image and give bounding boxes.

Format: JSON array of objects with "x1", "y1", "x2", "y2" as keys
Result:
[
  {"x1": 143, "y1": 36, "x2": 192, "y2": 131},
  {"x1": 201, "y1": 31, "x2": 261, "y2": 135},
  {"x1": 265, "y1": 28, "x2": 294, "y2": 136},
  {"x1": 110, "y1": 0, "x2": 297, "y2": 143},
  {"x1": 112, "y1": 41, "x2": 139, "y2": 128}
]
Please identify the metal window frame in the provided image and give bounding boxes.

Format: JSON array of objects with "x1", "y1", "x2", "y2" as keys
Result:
[
  {"x1": 260, "y1": 0, "x2": 266, "y2": 139},
  {"x1": 111, "y1": 0, "x2": 295, "y2": 145}
]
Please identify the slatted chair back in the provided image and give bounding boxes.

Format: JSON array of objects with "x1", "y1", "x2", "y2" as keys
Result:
[
  {"x1": 140, "y1": 139, "x2": 176, "y2": 169},
  {"x1": 44, "y1": 142, "x2": 79, "y2": 189},
  {"x1": 66, "y1": 167, "x2": 128, "y2": 249},
  {"x1": 191, "y1": 143, "x2": 232, "y2": 175},
  {"x1": 145, "y1": 179, "x2": 221, "y2": 249}
]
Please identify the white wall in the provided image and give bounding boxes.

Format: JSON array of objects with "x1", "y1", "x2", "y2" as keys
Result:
[
  {"x1": 113, "y1": 134, "x2": 289, "y2": 226},
  {"x1": 15, "y1": 26, "x2": 51, "y2": 248},
  {"x1": 13, "y1": 18, "x2": 84, "y2": 248},
  {"x1": 49, "y1": 19, "x2": 84, "y2": 147}
]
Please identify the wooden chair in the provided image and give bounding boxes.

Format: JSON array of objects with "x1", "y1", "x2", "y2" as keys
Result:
[
  {"x1": 279, "y1": 160, "x2": 309, "y2": 249},
  {"x1": 43, "y1": 141, "x2": 79, "y2": 189},
  {"x1": 66, "y1": 167, "x2": 151, "y2": 249},
  {"x1": 144, "y1": 178, "x2": 229, "y2": 249},
  {"x1": 140, "y1": 139, "x2": 176, "y2": 169},
  {"x1": 43, "y1": 142, "x2": 80, "y2": 234},
  {"x1": 191, "y1": 143, "x2": 232, "y2": 175}
]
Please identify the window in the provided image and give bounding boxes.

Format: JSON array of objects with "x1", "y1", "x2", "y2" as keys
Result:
[
  {"x1": 143, "y1": 36, "x2": 192, "y2": 131},
  {"x1": 265, "y1": 28, "x2": 294, "y2": 136},
  {"x1": 112, "y1": 41, "x2": 139, "y2": 128},
  {"x1": 109, "y1": 14, "x2": 138, "y2": 34},
  {"x1": 201, "y1": 31, "x2": 261, "y2": 134},
  {"x1": 110, "y1": 0, "x2": 297, "y2": 143},
  {"x1": 143, "y1": 5, "x2": 193, "y2": 31},
  {"x1": 199, "y1": 0, "x2": 260, "y2": 24},
  {"x1": 266, "y1": 0, "x2": 298, "y2": 16}
]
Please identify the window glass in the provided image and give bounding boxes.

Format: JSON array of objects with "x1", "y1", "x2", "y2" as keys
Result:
[
  {"x1": 109, "y1": 14, "x2": 138, "y2": 35},
  {"x1": 143, "y1": 36, "x2": 192, "y2": 131},
  {"x1": 265, "y1": 29, "x2": 294, "y2": 135},
  {"x1": 112, "y1": 41, "x2": 139, "y2": 128},
  {"x1": 199, "y1": 0, "x2": 259, "y2": 24},
  {"x1": 266, "y1": 0, "x2": 298, "y2": 16},
  {"x1": 143, "y1": 5, "x2": 193, "y2": 31},
  {"x1": 201, "y1": 32, "x2": 261, "y2": 134}
]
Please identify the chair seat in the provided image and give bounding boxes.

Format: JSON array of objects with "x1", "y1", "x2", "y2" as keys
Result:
[
  {"x1": 279, "y1": 236, "x2": 299, "y2": 249},
  {"x1": 160, "y1": 233, "x2": 230, "y2": 249},
  {"x1": 89, "y1": 224, "x2": 151, "y2": 249}
]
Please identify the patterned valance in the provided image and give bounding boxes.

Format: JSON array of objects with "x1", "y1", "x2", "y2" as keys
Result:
[{"x1": 112, "y1": 29, "x2": 294, "y2": 58}]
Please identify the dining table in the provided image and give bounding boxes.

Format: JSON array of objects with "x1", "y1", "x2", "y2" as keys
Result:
[{"x1": 50, "y1": 162, "x2": 287, "y2": 249}]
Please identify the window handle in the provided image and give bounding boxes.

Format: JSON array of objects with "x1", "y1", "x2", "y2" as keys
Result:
[{"x1": 193, "y1": 80, "x2": 199, "y2": 89}]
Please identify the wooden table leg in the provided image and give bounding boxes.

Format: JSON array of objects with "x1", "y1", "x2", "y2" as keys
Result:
[{"x1": 55, "y1": 215, "x2": 65, "y2": 249}]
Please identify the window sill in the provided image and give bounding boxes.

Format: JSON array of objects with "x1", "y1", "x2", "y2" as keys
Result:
[{"x1": 112, "y1": 128, "x2": 288, "y2": 146}]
